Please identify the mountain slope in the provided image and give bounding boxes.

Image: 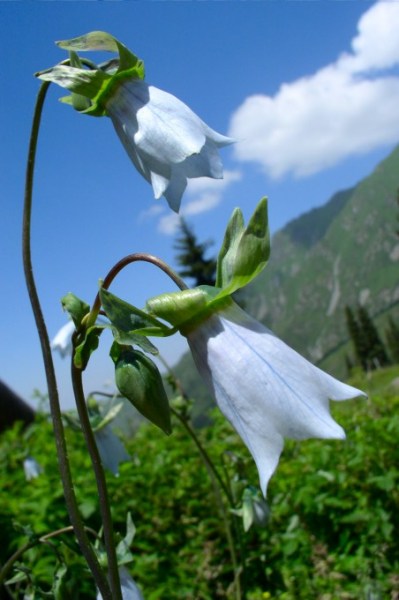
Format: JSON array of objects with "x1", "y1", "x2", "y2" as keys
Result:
[{"x1": 245, "y1": 145, "x2": 399, "y2": 368}]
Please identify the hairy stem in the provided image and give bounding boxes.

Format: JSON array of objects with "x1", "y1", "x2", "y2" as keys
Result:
[
  {"x1": 21, "y1": 82, "x2": 111, "y2": 599},
  {"x1": 71, "y1": 361, "x2": 122, "y2": 600}
]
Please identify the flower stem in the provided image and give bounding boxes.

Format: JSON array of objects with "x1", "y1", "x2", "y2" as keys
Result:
[
  {"x1": 171, "y1": 407, "x2": 242, "y2": 599},
  {"x1": 70, "y1": 360, "x2": 122, "y2": 600},
  {"x1": 88, "y1": 252, "x2": 188, "y2": 325},
  {"x1": 22, "y1": 82, "x2": 111, "y2": 599}
]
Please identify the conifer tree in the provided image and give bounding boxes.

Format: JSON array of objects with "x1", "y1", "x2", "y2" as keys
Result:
[
  {"x1": 345, "y1": 305, "x2": 368, "y2": 369},
  {"x1": 357, "y1": 305, "x2": 390, "y2": 369},
  {"x1": 385, "y1": 316, "x2": 399, "y2": 363},
  {"x1": 345, "y1": 305, "x2": 391, "y2": 371},
  {"x1": 174, "y1": 218, "x2": 217, "y2": 287}
]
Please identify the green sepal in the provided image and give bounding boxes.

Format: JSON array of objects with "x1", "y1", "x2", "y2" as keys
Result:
[
  {"x1": 56, "y1": 31, "x2": 144, "y2": 77},
  {"x1": 68, "y1": 51, "x2": 92, "y2": 111},
  {"x1": 146, "y1": 285, "x2": 232, "y2": 335},
  {"x1": 36, "y1": 64, "x2": 111, "y2": 106},
  {"x1": 111, "y1": 342, "x2": 172, "y2": 435},
  {"x1": 216, "y1": 197, "x2": 270, "y2": 297},
  {"x1": 100, "y1": 287, "x2": 175, "y2": 338},
  {"x1": 73, "y1": 325, "x2": 104, "y2": 370},
  {"x1": 61, "y1": 293, "x2": 90, "y2": 328},
  {"x1": 37, "y1": 31, "x2": 145, "y2": 117}
]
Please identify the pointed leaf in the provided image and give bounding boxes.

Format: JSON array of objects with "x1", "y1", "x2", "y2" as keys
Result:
[
  {"x1": 61, "y1": 293, "x2": 90, "y2": 327},
  {"x1": 216, "y1": 197, "x2": 270, "y2": 296},
  {"x1": 73, "y1": 325, "x2": 104, "y2": 370},
  {"x1": 100, "y1": 288, "x2": 171, "y2": 338},
  {"x1": 216, "y1": 207, "x2": 244, "y2": 288}
]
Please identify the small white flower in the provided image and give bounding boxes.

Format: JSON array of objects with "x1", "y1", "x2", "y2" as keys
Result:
[
  {"x1": 94, "y1": 424, "x2": 130, "y2": 476},
  {"x1": 186, "y1": 301, "x2": 364, "y2": 496},
  {"x1": 23, "y1": 457, "x2": 43, "y2": 481},
  {"x1": 97, "y1": 567, "x2": 144, "y2": 600},
  {"x1": 51, "y1": 321, "x2": 75, "y2": 358},
  {"x1": 106, "y1": 80, "x2": 234, "y2": 212}
]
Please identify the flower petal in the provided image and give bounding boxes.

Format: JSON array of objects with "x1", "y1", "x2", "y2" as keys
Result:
[
  {"x1": 51, "y1": 321, "x2": 75, "y2": 358},
  {"x1": 106, "y1": 79, "x2": 232, "y2": 211},
  {"x1": 186, "y1": 302, "x2": 364, "y2": 495}
]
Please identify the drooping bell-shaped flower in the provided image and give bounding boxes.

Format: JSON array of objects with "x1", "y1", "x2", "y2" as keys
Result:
[
  {"x1": 142, "y1": 198, "x2": 365, "y2": 496},
  {"x1": 23, "y1": 456, "x2": 43, "y2": 481},
  {"x1": 36, "y1": 31, "x2": 233, "y2": 212},
  {"x1": 105, "y1": 80, "x2": 234, "y2": 212},
  {"x1": 51, "y1": 321, "x2": 75, "y2": 358},
  {"x1": 184, "y1": 299, "x2": 364, "y2": 496}
]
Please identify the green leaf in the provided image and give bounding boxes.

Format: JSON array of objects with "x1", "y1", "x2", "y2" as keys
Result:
[
  {"x1": 216, "y1": 197, "x2": 270, "y2": 296},
  {"x1": 73, "y1": 325, "x2": 104, "y2": 370},
  {"x1": 61, "y1": 293, "x2": 90, "y2": 327},
  {"x1": 100, "y1": 287, "x2": 173, "y2": 339},
  {"x1": 52, "y1": 563, "x2": 68, "y2": 600},
  {"x1": 116, "y1": 513, "x2": 136, "y2": 566},
  {"x1": 112, "y1": 345, "x2": 171, "y2": 435}
]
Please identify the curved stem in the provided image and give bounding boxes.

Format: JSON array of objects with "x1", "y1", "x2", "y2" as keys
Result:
[
  {"x1": 89, "y1": 252, "x2": 188, "y2": 325},
  {"x1": 171, "y1": 408, "x2": 242, "y2": 599},
  {"x1": 22, "y1": 82, "x2": 111, "y2": 599},
  {"x1": 71, "y1": 360, "x2": 122, "y2": 600}
]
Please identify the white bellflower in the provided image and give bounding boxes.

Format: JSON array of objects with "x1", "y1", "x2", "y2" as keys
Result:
[
  {"x1": 186, "y1": 301, "x2": 364, "y2": 496},
  {"x1": 51, "y1": 321, "x2": 75, "y2": 358},
  {"x1": 106, "y1": 80, "x2": 234, "y2": 212}
]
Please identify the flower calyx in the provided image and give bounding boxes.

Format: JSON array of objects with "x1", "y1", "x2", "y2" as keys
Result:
[
  {"x1": 36, "y1": 31, "x2": 145, "y2": 116},
  {"x1": 146, "y1": 197, "x2": 270, "y2": 333}
]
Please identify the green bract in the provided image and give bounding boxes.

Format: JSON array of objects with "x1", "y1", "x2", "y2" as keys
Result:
[
  {"x1": 146, "y1": 197, "x2": 270, "y2": 332},
  {"x1": 216, "y1": 197, "x2": 269, "y2": 296},
  {"x1": 61, "y1": 292, "x2": 90, "y2": 328},
  {"x1": 36, "y1": 31, "x2": 145, "y2": 117},
  {"x1": 98, "y1": 198, "x2": 270, "y2": 338}
]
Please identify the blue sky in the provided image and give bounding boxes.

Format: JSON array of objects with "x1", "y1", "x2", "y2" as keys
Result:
[{"x1": 1, "y1": 1, "x2": 399, "y2": 409}]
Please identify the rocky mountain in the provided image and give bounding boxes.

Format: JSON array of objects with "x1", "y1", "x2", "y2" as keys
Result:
[{"x1": 172, "y1": 145, "x2": 399, "y2": 414}]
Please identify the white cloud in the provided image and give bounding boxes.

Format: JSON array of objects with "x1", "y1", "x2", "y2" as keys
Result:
[
  {"x1": 155, "y1": 169, "x2": 242, "y2": 235},
  {"x1": 229, "y1": 1, "x2": 399, "y2": 179}
]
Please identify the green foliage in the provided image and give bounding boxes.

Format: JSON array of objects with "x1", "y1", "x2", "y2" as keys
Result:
[{"x1": 1, "y1": 368, "x2": 399, "y2": 599}]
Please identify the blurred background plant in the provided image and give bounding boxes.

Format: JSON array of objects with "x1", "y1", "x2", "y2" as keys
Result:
[{"x1": 1, "y1": 364, "x2": 398, "y2": 599}]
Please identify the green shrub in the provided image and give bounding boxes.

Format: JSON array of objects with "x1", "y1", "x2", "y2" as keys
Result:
[{"x1": 1, "y1": 367, "x2": 398, "y2": 599}]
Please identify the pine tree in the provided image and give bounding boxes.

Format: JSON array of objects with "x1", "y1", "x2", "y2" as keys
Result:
[
  {"x1": 345, "y1": 305, "x2": 368, "y2": 369},
  {"x1": 357, "y1": 305, "x2": 390, "y2": 370},
  {"x1": 385, "y1": 316, "x2": 399, "y2": 363},
  {"x1": 345, "y1": 305, "x2": 390, "y2": 371},
  {"x1": 174, "y1": 218, "x2": 217, "y2": 287}
]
